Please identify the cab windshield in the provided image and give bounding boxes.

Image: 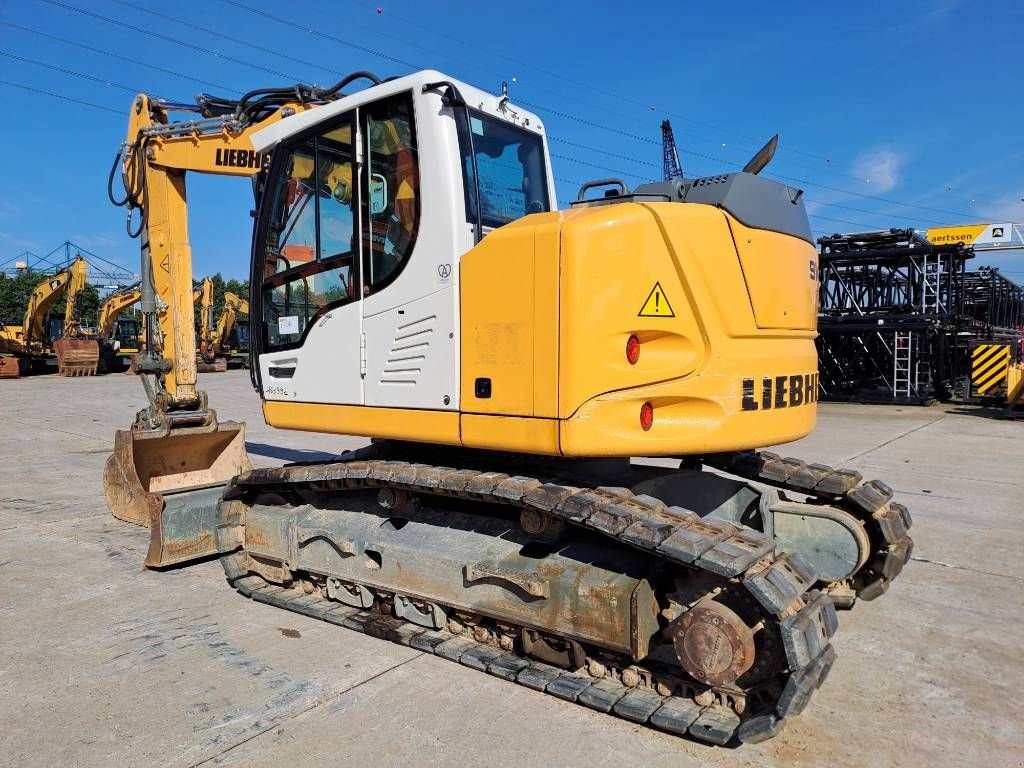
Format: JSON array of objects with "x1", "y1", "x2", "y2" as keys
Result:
[{"x1": 459, "y1": 110, "x2": 550, "y2": 229}]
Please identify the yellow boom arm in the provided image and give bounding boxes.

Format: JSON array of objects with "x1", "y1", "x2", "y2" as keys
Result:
[
  {"x1": 62, "y1": 256, "x2": 90, "y2": 339},
  {"x1": 120, "y1": 94, "x2": 315, "y2": 417},
  {"x1": 104, "y1": 91, "x2": 317, "y2": 535}
]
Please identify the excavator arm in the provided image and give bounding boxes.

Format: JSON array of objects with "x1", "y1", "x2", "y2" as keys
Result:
[
  {"x1": 102, "y1": 89, "x2": 325, "y2": 554},
  {"x1": 61, "y1": 256, "x2": 90, "y2": 339},
  {"x1": 197, "y1": 276, "x2": 215, "y2": 358}
]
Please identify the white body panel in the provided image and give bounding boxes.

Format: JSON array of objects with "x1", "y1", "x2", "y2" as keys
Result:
[
  {"x1": 260, "y1": 304, "x2": 362, "y2": 405},
  {"x1": 253, "y1": 71, "x2": 556, "y2": 411}
]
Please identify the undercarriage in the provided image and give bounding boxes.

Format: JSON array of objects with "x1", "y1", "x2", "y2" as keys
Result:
[{"x1": 195, "y1": 445, "x2": 911, "y2": 745}]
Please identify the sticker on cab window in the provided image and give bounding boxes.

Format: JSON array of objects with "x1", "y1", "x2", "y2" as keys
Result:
[
  {"x1": 470, "y1": 117, "x2": 483, "y2": 136},
  {"x1": 278, "y1": 315, "x2": 300, "y2": 335}
]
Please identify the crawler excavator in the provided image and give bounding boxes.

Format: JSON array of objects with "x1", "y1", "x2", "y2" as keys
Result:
[
  {"x1": 102, "y1": 69, "x2": 913, "y2": 746},
  {"x1": 0, "y1": 256, "x2": 93, "y2": 377},
  {"x1": 195, "y1": 276, "x2": 227, "y2": 373},
  {"x1": 99, "y1": 283, "x2": 206, "y2": 372},
  {"x1": 51, "y1": 255, "x2": 101, "y2": 376},
  {"x1": 98, "y1": 285, "x2": 142, "y2": 371},
  {"x1": 204, "y1": 290, "x2": 250, "y2": 369}
]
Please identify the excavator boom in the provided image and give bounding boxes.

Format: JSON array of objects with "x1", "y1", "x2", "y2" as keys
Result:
[
  {"x1": 100, "y1": 91, "x2": 316, "y2": 529},
  {"x1": 53, "y1": 256, "x2": 100, "y2": 376}
]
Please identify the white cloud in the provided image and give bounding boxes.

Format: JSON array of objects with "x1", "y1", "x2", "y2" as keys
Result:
[{"x1": 852, "y1": 148, "x2": 905, "y2": 194}]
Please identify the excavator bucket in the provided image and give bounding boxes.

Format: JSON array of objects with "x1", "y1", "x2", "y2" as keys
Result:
[
  {"x1": 54, "y1": 338, "x2": 100, "y2": 376},
  {"x1": 196, "y1": 357, "x2": 228, "y2": 373},
  {"x1": 103, "y1": 421, "x2": 251, "y2": 567},
  {"x1": 0, "y1": 356, "x2": 22, "y2": 378}
]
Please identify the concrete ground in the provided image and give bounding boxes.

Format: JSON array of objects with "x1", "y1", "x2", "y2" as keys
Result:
[{"x1": 1, "y1": 370, "x2": 1021, "y2": 767}]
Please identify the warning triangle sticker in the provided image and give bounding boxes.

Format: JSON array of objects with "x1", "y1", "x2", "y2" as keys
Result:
[{"x1": 638, "y1": 282, "x2": 675, "y2": 317}]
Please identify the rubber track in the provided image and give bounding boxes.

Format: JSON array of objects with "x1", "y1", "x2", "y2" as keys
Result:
[
  {"x1": 220, "y1": 457, "x2": 841, "y2": 745},
  {"x1": 705, "y1": 451, "x2": 914, "y2": 602}
]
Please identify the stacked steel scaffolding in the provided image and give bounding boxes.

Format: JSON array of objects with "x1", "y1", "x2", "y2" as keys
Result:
[{"x1": 816, "y1": 229, "x2": 1024, "y2": 403}]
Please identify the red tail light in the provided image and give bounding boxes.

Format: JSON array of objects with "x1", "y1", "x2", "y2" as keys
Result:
[
  {"x1": 640, "y1": 401, "x2": 654, "y2": 431},
  {"x1": 626, "y1": 334, "x2": 640, "y2": 365}
]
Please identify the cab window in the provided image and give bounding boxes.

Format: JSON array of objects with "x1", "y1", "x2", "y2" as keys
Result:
[
  {"x1": 458, "y1": 110, "x2": 550, "y2": 229},
  {"x1": 260, "y1": 117, "x2": 356, "y2": 350},
  {"x1": 362, "y1": 94, "x2": 419, "y2": 293}
]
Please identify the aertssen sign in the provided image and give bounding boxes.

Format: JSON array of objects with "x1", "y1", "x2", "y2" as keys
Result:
[{"x1": 925, "y1": 223, "x2": 1014, "y2": 247}]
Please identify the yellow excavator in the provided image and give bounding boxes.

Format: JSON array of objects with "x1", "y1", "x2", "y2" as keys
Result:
[
  {"x1": 98, "y1": 285, "x2": 142, "y2": 371},
  {"x1": 98, "y1": 283, "x2": 208, "y2": 372},
  {"x1": 196, "y1": 279, "x2": 251, "y2": 372},
  {"x1": 51, "y1": 256, "x2": 101, "y2": 376},
  {"x1": 102, "y1": 70, "x2": 913, "y2": 746},
  {"x1": 0, "y1": 256, "x2": 95, "y2": 377},
  {"x1": 195, "y1": 276, "x2": 226, "y2": 372},
  {"x1": 212, "y1": 291, "x2": 249, "y2": 367}
]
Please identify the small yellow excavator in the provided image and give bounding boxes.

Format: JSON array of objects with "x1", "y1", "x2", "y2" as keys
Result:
[
  {"x1": 103, "y1": 69, "x2": 913, "y2": 746},
  {"x1": 195, "y1": 276, "x2": 228, "y2": 372},
  {"x1": 98, "y1": 285, "x2": 142, "y2": 371},
  {"x1": 197, "y1": 285, "x2": 250, "y2": 371},
  {"x1": 0, "y1": 256, "x2": 93, "y2": 377},
  {"x1": 209, "y1": 291, "x2": 249, "y2": 369}
]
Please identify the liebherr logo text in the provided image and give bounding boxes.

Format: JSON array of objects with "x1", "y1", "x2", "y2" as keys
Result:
[
  {"x1": 215, "y1": 148, "x2": 267, "y2": 169},
  {"x1": 741, "y1": 373, "x2": 818, "y2": 411}
]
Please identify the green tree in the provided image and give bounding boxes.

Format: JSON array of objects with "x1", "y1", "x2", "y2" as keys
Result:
[
  {"x1": 0, "y1": 269, "x2": 47, "y2": 325},
  {"x1": 52, "y1": 282, "x2": 100, "y2": 329}
]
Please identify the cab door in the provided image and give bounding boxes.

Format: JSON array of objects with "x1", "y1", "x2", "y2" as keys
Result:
[
  {"x1": 254, "y1": 111, "x2": 364, "y2": 405},
  {"x1": 358, "y1": 91, "x2": 459, "y2": 411}
]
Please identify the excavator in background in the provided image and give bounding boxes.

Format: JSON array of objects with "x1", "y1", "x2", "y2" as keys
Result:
[
  {"x1": 98, "y1": 283, "x2": 207, "y2": 372},
  {"x1": 51, "y1": 256, "x2": 100, "y2": 376},
  {"x1": 102, "y1": 69, "x2": 913, "y2": 746},
  {"x1": 213, "y1": 291, "x2": 250, "y2": 367},
  {"x1": 195, "y1": 276, "x2": 226, "y2": 372},
  {"x1": 195, "y1": 277, "x2": 250, "y2": 371},
  {"x1": 98, "y1": 285, "x2": 142, "y2": 371},
  {"x1": 0, "y1": 256, "x2": 90, "y2": 378}
]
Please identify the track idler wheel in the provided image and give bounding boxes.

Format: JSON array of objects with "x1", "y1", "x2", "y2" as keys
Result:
[{"x1": 671, "y1": 600, "x2": 756, "y2": 688}]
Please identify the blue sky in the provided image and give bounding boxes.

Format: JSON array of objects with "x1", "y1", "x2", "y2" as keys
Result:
[{"x1": 0, "y1": 0, "x2": 1022, "y2": 282}]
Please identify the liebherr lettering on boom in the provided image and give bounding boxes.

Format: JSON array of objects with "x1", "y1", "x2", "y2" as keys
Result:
[{"x1": 102, "y1": 68, "x2": 912, "y2": 746}]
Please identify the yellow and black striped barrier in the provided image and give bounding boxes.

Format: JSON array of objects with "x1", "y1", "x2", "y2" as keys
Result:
[{"x1": 971, "y1": 343, "x2": 1011, "y2": 396}]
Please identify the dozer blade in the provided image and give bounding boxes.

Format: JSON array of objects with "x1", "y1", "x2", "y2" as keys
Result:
[
  {"x1": 103, "y1": 421, "x2": 251, "y2": 567},
  {"x1": 53, "y1": 338, "x2": 100, "y2": 376}
]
